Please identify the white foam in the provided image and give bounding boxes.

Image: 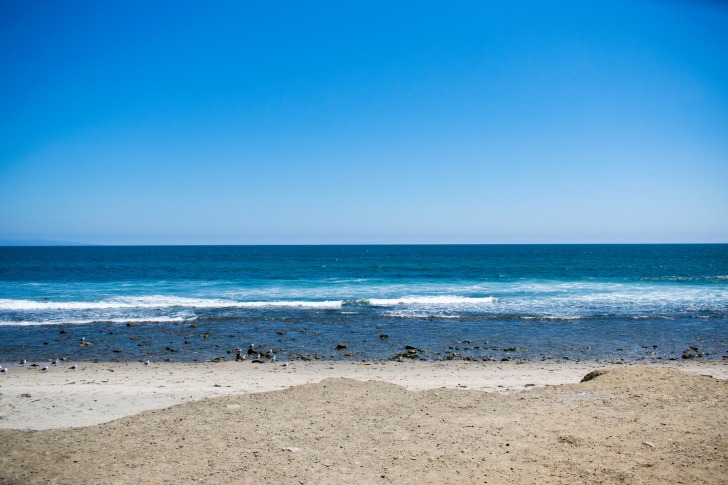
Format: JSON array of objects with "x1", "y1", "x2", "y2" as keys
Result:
[
  {"x1": 0, "y1": 297, "x2": 343, "y2": 311},
  {"x1": 0, "y1": 316, "x2": 195, "y2": 326},
  {"x1": 367, "y1": 296, "x2": 497, "y2": 306}
]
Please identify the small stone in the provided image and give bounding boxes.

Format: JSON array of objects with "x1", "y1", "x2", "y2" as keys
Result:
[
  {"x1": 335, "y1": 344, "x2": 347, "y2": 350},
  {"x1": 581, "y1": 370, "x2": 609, "y2": 382}
]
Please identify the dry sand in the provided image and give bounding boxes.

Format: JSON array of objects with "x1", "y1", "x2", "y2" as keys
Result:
[{"x1": 1, "y1": 360, "x2": 726, "y2": 483}]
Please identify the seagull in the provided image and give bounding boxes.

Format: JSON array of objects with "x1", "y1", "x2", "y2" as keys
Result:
[
  {"x1": 19, "y1": 359, "x2": 27, "y2": 366},
  {"x1": 80, "y1": 337, "x2": 85, "y2": 342},
  {"x1": 271, "y1": 355, "x2": 277, "y2": 362},
  {"x1": 1, "y1": 367, "x2": 6, "y2": 373},
  {"x1": 70, "y1": 364, "x2": 78, "y2": 370},
  {"x1": 41, "y1": 366, "x2": 49, "y2": 372},
  {"x1": 52, "y1": 358, "x2": 59, "y2": 365},
  {"x1": 144, "y1": 360, "x2": 150, "y2": 365}
]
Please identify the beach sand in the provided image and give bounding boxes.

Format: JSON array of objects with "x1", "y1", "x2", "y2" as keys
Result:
[{"x1": 1, "y1": 360, "x2": 726, "y2": 483}]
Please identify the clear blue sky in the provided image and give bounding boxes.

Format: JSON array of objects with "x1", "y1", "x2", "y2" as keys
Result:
[{"x1": 1, "y1": 1, "x2": 726, "y2": 244}]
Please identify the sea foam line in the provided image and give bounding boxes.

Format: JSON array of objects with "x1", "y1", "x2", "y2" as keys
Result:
[
  {"x1": 365, "y1": 296, "x2": 497, "y2": 306},
  {"x1": 0, "y1": 295, "x2": 501, "y2": 311},
  {"x1": 0, "y1": 316, "x2": 196, "y2": 326},
  {"x1": 0, "y1": 297, "x2": 343, "y2": 311}
]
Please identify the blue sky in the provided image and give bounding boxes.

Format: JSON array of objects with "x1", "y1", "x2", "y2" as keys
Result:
[{"x1": 1, "y1": 1, "x2": 727, "y2": 244}]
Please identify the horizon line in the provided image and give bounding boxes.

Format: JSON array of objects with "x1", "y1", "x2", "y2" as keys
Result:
[{"x1": 2, "y1": 242, "x2": 727, "y2": 247}]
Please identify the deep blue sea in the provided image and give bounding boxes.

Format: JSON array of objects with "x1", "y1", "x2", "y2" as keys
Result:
[{"x1": 1, "y1": 245, "x2": 726, "y2": 364}]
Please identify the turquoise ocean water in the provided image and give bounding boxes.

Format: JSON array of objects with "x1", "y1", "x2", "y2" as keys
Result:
[{"x1": 1, "y1": 245, "x2": 726, "y2": 362}]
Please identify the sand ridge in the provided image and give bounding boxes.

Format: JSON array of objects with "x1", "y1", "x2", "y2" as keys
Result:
[
  {"x1": 1, "y1": 359, "x2": 726, "y2": 430},
  {"x1": 0, "y1": 363, "x2": 727, "y2": 484}
]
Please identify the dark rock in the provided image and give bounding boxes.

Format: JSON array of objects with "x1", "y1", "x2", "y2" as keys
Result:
[
  {"x1": 113, "y1": 349, "x2": 123, "y2": 353},
  {"x1": 581, "y1": 370, "x2": 609, "y2": 382},
  {"x1": 503, "y1": 347, "x2": 516, "y2": 352},
  {"x1": 682, "y1": 350, "x2": 697, "y2": 359},
  {"x1": 126, "y1": 322, "x2": 140, "y2": 327},
  {"x1": 379, "y1": 334, "x2": 389, "y2": 339},
  {"x1": 130, "y1": 336, "x2": 139, "y2": 341},
  {"x1": 277, "y1": 330, "x2": 287, "y2": 335},
  {"x1": 335, "y1": 344, "x2": 347, "y2": 350}
]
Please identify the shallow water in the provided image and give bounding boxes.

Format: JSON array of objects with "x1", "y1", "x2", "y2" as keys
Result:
[{"x1": 1, "y1": 245, "x2": 726, "y2": 363}]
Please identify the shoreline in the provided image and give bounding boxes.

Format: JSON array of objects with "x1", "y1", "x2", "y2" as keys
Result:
[{"x1": 1, "y1": 359, "x2": 726, "y2": 430}]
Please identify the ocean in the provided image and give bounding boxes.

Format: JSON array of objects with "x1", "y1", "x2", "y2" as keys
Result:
[{"x1": 1, "y1": 245, "x2": 726, "y2": 363}]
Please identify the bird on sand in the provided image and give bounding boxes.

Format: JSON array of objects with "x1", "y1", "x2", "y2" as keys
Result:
[
  {"x1": 41, "y1": 366, "x2": 48, "y2": 372},
  {"x1": 70, "y1": 364, "x2": 78, "y2": 370}
]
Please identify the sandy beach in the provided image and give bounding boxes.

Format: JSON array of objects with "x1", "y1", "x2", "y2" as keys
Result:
[{"x1": 1, "y1": 360, "x2": 726, "y2": 483}]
